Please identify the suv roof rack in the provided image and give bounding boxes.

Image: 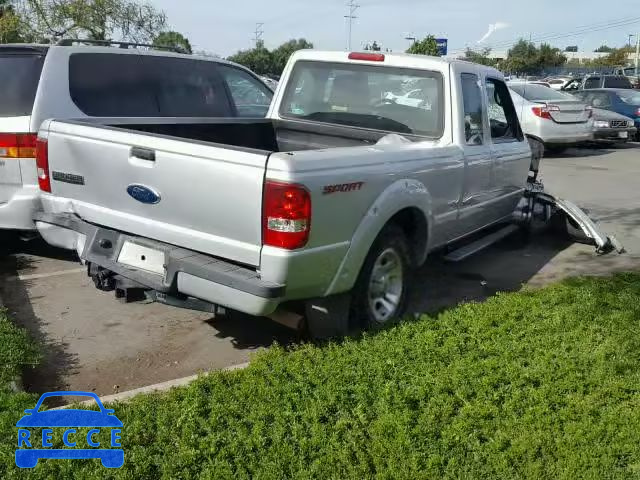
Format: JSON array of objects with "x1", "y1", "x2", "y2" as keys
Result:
[{"x1": 55, "y1": 38, "x2": 188, "y2": 54}]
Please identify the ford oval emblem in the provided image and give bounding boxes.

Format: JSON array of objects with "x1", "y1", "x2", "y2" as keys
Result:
[{"x1": 126, "y1": 184, "x2": 161, "y2": 204}]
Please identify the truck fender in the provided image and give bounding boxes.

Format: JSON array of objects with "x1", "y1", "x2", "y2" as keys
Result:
[{"x1": 324, "y1": 179, "x2": 434, "y2": 297}]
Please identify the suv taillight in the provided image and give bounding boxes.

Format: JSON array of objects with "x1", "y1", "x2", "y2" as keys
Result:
[
  {"x1": 0, "y1": 133, "x2": 36, "y2": 159},
  {"x1": 263, "y1": 180, "x2": 311, "y2": 250},
  {"x1": 36, "y1": 138, "x2": 50, "y2": 193}
]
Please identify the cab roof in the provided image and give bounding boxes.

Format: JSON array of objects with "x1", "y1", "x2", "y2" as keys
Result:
[{"x1": 288, "y1": 49, "x2": 503, "y2": 78}]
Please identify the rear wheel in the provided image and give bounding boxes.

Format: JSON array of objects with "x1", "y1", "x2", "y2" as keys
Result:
[{"x1": 351, "y1": 225, "x2": 411, "y2": 330}]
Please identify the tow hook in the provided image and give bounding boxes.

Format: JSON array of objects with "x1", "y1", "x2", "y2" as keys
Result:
[{"x1": 88, "y1": 263, "x2": 116, "y2": 291}]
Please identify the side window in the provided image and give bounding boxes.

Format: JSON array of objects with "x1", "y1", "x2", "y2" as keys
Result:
[
  {"x1": 69, "y1": 53, "x2": 233, "y2": 117},
  {"x1": 156, "y1": 60, "x2": 230, "y2": 117},
  {"x1": 485, "y1": 78, "x2": 522, "y2": 142},
  {"x1": 584, "y1": 77, "x2": 601, "y2": 89},
  {"x1": 460, "y1": 73, "x2": 484, "y2": 146},
  {"x1": 218, "y1": 65, "x2": 274, "y2": 117}
]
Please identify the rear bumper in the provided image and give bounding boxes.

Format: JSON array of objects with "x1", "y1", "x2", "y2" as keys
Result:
[
  {"x1": 593, "y1": 127, "x2": 637, "y2": 141},
  {"x1": 34, "y1": 212, "x2": 285, "y2": 316},
  {"x1": 0, "y1": 185, "x2": 40, "y2": 231},
  {"x1": 542, "y1": 131, "x2": 593, "y2": 145}
]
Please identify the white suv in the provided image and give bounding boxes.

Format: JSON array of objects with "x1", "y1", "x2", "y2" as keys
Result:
[{"x1": 0, "y1": 41, "x2": 273, "y2": 234}]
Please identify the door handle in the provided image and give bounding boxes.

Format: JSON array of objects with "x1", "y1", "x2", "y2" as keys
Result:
[{"x1": 130, "y1": 147, "x2": 156, "y2": 162}]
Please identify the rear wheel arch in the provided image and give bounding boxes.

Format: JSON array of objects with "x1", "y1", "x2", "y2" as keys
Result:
[
  {"x1": 324, "y1": 192, "x2": 432, "y2": 298},
  {"x1": 386, "y1": 207, "x2": 429, "y2": 267}
]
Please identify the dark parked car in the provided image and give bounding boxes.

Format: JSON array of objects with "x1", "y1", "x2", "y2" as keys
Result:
[
  {"x1": 570, "y1": 89, "x2": 640, "y2": 140},
  {"x1": 562, "y1": 75, "x2": 633, "y2": 91},
  {"x1": 590, "y1": 108, "x2": 637, "y2": 144}
]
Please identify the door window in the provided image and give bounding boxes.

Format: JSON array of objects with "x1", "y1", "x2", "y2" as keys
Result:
[
  {"x1": 460, "y1": 73, "x2": 484, "y2": 146},
  {"x1": 584, "y1": 77, "x2": 601, "y2": 89},
  {"x1": 485, "y1": 79, "x2": 522, "y2": 143}
]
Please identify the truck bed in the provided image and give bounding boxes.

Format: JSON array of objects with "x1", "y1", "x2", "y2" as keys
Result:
[
  {"x1": 73, "y1": 117, "x2": 401, "y2": 153},
  {"x1": 37, "y1": 117, "x2": 424, "y2": 269}
]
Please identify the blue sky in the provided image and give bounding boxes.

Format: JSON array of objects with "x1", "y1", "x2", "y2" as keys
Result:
[{"x1": 149, "y1": 0, "x2": 640, "y2": 57}]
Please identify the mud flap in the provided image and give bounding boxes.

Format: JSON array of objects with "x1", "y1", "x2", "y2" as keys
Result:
[{"x1": 526, "y1": 191, "x2": 625, "y2": 255}]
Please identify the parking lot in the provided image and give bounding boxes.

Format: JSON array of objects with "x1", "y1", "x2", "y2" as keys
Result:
[{"x1": 1, "y1": 143, "x2": 639, "y2": 398}]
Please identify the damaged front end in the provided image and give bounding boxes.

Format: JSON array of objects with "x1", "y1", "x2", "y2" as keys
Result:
[{"x1": 513, "y1": 146, "x2": 625, "y2": 255}]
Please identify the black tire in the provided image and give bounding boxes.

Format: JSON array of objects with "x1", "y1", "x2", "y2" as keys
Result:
[
  {"x1": 350, "y1": 224, "x2": 411, "y2": 330},
  {"x1": 545, "y1": 145, "x2": 568, "y2": 155}
]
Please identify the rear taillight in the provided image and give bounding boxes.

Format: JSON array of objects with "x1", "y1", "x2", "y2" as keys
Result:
[
  {"x1": 35, "y1": 138, "x2": 50, "y2": 193},
  {"x1": 0, "y1": 133, "x2": 37, "y2": 159},
  {"x1": 531, "y1": 104, "x2": 559, "y2": 120},
  {"x1": 636, "y1": 107, "x2": 640, "y2": 117},
  {"x1": 263, "y1": 180, "x2": 311, "y2": 250}
]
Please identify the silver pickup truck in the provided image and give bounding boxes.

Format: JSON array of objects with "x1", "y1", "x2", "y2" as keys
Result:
[{"x1": 33, "y1": 50, "x2": 621, "y2": 337}]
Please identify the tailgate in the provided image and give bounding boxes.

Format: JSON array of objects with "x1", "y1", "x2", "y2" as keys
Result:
[{"x1": 42, "y1": 120, "x2": 270, "y2": 267}]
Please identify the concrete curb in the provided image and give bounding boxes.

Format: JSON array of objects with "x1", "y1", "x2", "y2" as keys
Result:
[{"x1": 52, "y1": 361, "x2": 250, "y2": 409}]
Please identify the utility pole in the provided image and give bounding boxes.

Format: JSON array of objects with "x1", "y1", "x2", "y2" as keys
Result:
[
  {"x1": 635, "y1": 33, "x2": 639, "y2": 76},
  {"x1": 344, "y1": 0, "x2": 359, "y2": 51},
  {"x1": 253, "y1": 23, "x2": 264, "y2": 47},
  {"x1": 629, "y1": 34, "x2": 635, "y2": 49}
]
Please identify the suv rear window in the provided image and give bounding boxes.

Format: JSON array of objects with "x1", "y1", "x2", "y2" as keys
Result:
[
  {"x1": 0, "y1": 53, "x2": 45, "y2": 116},
  {"x1": 280, "y1": 61, "x2": 444, "y2": 138},
  {"x1": 69, "y1": 53, "x2": 233, "y2": 117}
]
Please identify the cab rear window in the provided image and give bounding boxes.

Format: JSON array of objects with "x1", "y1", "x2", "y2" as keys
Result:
[
  {"x1": 280, "y1": 61, "x2": 444, "y2": 138},
  {"x1": 0, "y1": 53, "x2": 45, "y2": 116}
]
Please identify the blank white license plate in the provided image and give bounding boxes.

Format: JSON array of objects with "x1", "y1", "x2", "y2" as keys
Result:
[
  {"x1": 117, "y1": 242, "x2": 165, "y2": 276},
  {"x1": 619, "y1": 131, "x2": 628, "y2": 139}
]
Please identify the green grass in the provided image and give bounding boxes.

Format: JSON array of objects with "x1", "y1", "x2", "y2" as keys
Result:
[
  {"x1": 0, "y1": 308, "x2": 40, "y2": 473},
  {"x1": 3, "y1": 274, "x2": 640, "y2": 479}
]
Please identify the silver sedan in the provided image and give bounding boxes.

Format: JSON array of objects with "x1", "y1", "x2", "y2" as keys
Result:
[{"x1": 508, "y1": 83, "x2": 593, "y2": 155}]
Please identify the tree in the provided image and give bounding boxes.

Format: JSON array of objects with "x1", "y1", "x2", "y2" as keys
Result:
[
  {"x1": 537, "y1": 43, "x2": 566, "y2": 68},
  {"x1": 594, "y1": 45, "x2": 613, "y2": 53},
  {"x1": 364, "y1": 40, "x2": 381, "y2": 51},
  {"x1": 153, "y1": 30, "x2": 191, "y2": 53},
  {"x1": 19, "y1": 0, "x2": 166, "y2": 43},
  {"x1": 406, "y1": 35, "x2": 439, "y2": 56},
  {"x1": 463, "y1": 47, "x2": 497, "y2": 67},
  {"x1": 0, "y1": 0, "x2": 24, "y2": 43},
  {"x1": 227, "y1": 40, "x2": 273, "y2": 75},
  {"x1": 503, "y1": 39, "x2": 538, "y2": 73},
  {"x1": 228, "y1": 38, "x2": 313, "y2": 76},
  {"x1": 600, "y1": 46, "x2": 632, "y2": 66},
  {"x1": 271, "y1": 38, "x2": 313, "y2": 74}
]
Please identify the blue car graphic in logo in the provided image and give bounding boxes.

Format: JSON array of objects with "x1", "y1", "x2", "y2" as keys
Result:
[
  {"x1": 15, "y1": 391, "x2": 123, "y2": 469},
  {"x1": 126, "y1": 184, "x2": 161, "y2": 204}
]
